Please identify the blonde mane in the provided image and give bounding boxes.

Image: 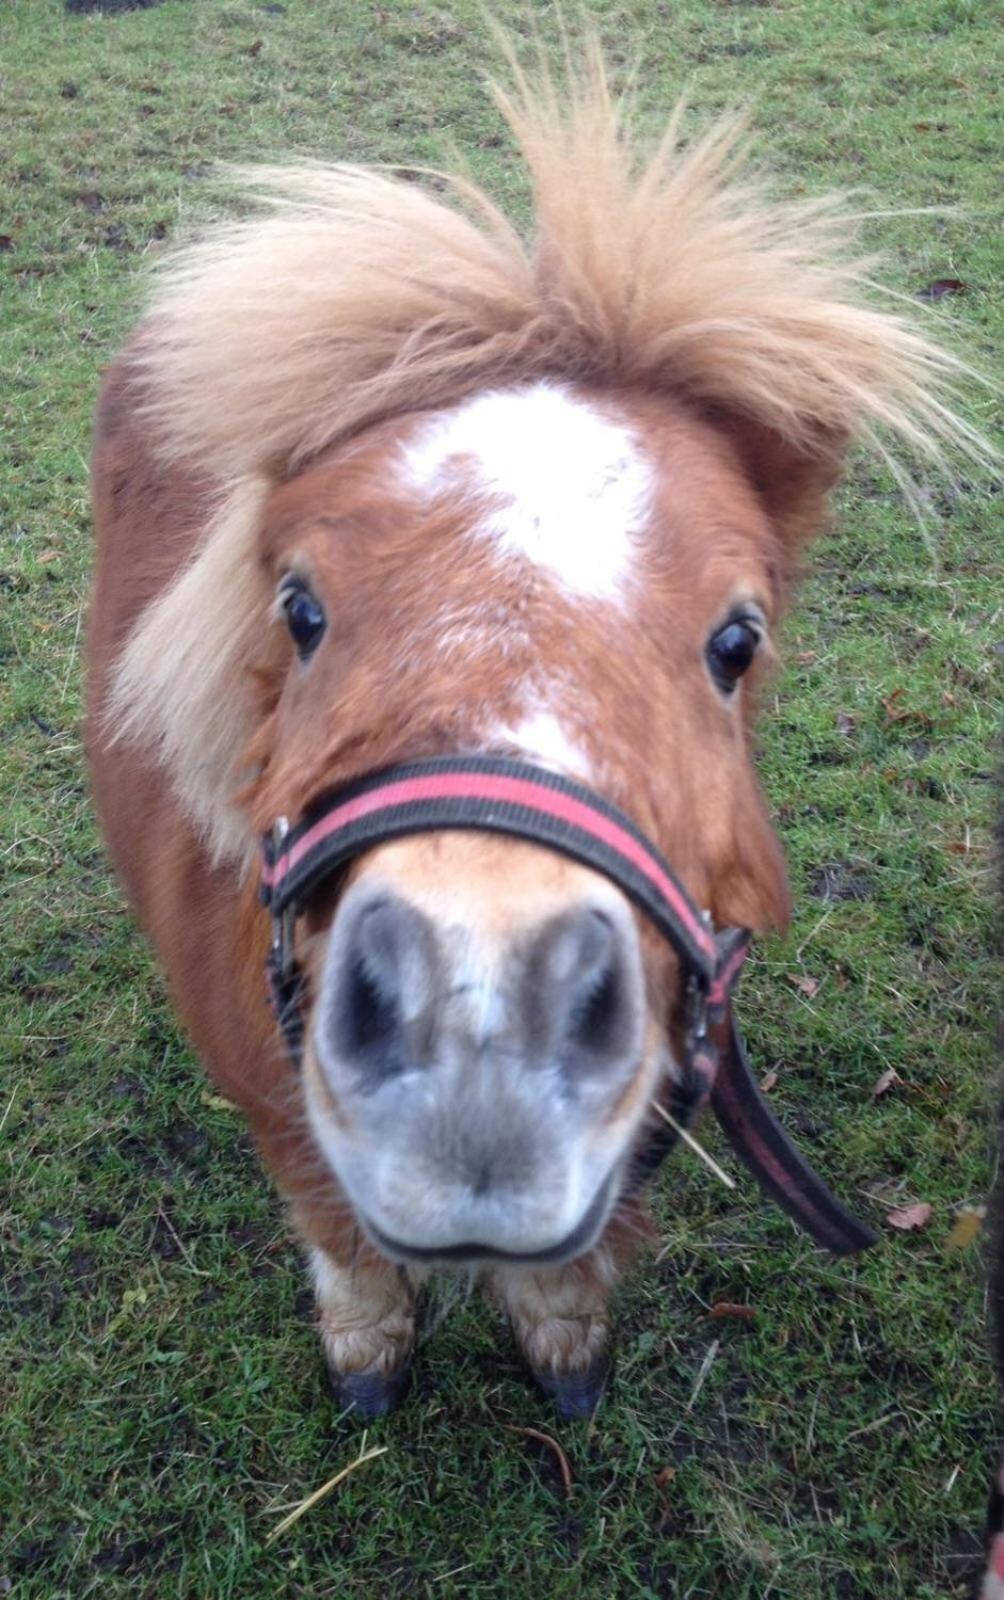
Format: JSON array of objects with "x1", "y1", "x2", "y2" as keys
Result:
[
  {"x1": 109, "y1": 41, "x2": 991, "y2": 864},
  {"x1": 135, "y1": 44, "x2": 988, "y2": 480}
]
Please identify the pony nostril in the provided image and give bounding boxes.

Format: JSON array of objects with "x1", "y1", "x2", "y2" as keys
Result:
[
  {"x1": 544, "y1": 907, "x2": 615, "y2": 988},
  {"x1": 569, "y1": 962, "x2": 623, "y2": 1053},
  {"x1": 340, "y1": 951, "x2": 399, "y2": 1056},
  {"x1": 525, "y1": 905, "x2": 641, "y2": 1071},
  {"x1": 325, "y1": 893, "x2": 436, "y2": 1084}
]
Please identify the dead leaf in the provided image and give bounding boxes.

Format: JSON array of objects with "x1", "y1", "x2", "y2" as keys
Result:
[
  {"x1": 872, "y1": 1068, "x2": 903, "y2": 1099},
  {"x1": 945, "y1": 1209, "x2": 983, "y2": 1251},
  {"x1": 37, "y1": 550, "x2": 61, "y2": 565},
  {"x1": 794, "y1": 650, "x2": 816, "y2": 665},
  {"x1": 787, "y1": 973, "x2": 820, "y2": 998},
  {"x1": 654, "y1": 1466, "x2": 676, "y2": 1489},
  {"x1": 916, "y1": 278, "x2": 967, "y2": 300},
  {"x1": 882, "y1": 695, "x2": 933, "y2": 728},
  {"x1": 759, "y1": 1068, "x2": 778, "y2": 1093},
  {"x1": 836, "y1": 711, "x2": 855, "y2": 737},
  {"x1": 710, "y1": 1302, "x2": 757, "y2": 1321},
  {"x1": 887, "y1": 1202, "x2": 933, "y2": 1232},
  {"x1": 248, "y1": 38, "x2": 263, "y2": 56}
]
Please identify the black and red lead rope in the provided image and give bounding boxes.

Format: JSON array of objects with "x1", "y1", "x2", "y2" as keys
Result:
[{"x1": 259, "y1": 755, "x2": 877, "y2": 1257}]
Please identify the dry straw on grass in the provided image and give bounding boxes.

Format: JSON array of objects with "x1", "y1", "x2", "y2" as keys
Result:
[{"x1": 265, "y1": 1442, "x2": 389, "y2": 1544}]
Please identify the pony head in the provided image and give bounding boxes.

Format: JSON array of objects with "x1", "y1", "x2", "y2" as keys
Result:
[{"x1": 108, "y1": 45, "x2": 987, "y2": 1264}]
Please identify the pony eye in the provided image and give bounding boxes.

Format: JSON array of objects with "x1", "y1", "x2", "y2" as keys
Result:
[
  {"x1": 707, "y1": 617, "x2": 759, "y2": 693},
  {"x1": 279, "y1": 579, "x2": 326, "y2": 660}
]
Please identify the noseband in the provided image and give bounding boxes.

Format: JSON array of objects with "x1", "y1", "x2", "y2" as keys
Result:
[{"x1": 259, "y1": 755, "x2": 876, "y2": 1257}]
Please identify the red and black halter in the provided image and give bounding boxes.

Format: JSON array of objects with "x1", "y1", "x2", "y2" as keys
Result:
[{"x1": 259, "y1": 755, "x2": 876, "y2": 1257}]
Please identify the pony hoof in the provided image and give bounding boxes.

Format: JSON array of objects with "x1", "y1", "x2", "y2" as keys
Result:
[
  {"x1": 533, "y1": 1357, "x2": 609, "y2": 1420},
  {"x1": 327, "y1": 1361, "x2": 412, "y2": 1420}
]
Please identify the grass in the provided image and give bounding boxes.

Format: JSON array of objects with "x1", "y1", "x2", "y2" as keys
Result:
[{"x1": 1, "y1": 1, "x2": 1001, "y2": 1596}]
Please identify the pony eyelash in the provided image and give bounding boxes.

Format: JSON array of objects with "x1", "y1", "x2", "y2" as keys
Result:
[
  {"x1": 274, "y1": 571, "x2": 308, "y2": 617},
  {"x1": 723, "y1": 602, "x2": 769, "y2": 644}
]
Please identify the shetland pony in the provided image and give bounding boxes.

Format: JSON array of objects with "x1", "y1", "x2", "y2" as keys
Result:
[{"x1": 86, "y1": 46, "x2": 986, "y2": 1420}]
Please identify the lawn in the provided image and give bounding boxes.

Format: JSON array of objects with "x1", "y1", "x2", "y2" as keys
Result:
[{"x1": 1, "y1": 1, "x2": 1001, "y2": 1596}]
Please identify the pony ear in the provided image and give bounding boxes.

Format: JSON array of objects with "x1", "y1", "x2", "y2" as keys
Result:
[{"x1": 722, "y1": 413, "x2": 850, "y2": 555}]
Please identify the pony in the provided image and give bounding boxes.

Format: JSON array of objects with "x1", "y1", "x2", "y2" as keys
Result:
[{"x1": 86, "y1": 43, "x2": 987, "y2": 1420}]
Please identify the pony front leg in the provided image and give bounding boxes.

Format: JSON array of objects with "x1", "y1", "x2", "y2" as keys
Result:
[
  {"x1": 492, "y1": 1199, "x2": 653, "y2": 1418},
  {"x1": 306, "y1": 1234, "x2": 417, "y2": 1419}
]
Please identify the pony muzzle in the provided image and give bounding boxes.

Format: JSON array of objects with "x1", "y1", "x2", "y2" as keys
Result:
[{"x1": 303, "y1": 837, "x2": 656, "y2": 1262}]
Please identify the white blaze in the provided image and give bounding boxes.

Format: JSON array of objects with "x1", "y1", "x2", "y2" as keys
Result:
[
  {"x1": 403, "y1": 382, "x2": 651, "y2": 606},
  {"x1": 489, "y1": 704, "x2": 591, "y2": 782}
]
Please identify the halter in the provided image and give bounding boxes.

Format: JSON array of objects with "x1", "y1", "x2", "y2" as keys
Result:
[{"x1": 259, "y1": 755, "x2": 876, "y2": 1257}]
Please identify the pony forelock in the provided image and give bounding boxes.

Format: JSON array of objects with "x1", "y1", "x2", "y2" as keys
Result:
[{"x1": 133, "y1": 42, "x2": 991, "y2": 485}]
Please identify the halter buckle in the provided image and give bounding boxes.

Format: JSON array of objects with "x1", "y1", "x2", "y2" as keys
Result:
[
  {"x1": 269, "y1": 817, "x2": 296, "y2": 978},
  {"x1": 684, "y1": 971, "x2": 709, "y2": 1049}
]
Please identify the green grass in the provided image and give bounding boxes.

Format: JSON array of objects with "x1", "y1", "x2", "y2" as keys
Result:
[{"x1": 1, "y1": 1, "x2": 1001, "y2": 1596}]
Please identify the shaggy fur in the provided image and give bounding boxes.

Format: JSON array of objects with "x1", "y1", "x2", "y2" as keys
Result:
[{"x1": 110, "y1": 42, "x2": 990, "y2": 859}]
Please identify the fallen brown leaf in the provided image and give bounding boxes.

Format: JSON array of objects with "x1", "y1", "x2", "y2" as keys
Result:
[
  {"x1": 881, "y1": 690, "x2": 932, "y2": 728},
  {"x1": 916, "y1": 278, "x2": 967, "y2": 299},
  {"x1": 787, "y1": 973, "x2": 820, "y2": 998},
  {"x1": 710, "y1": 1302, "x2": 757, "y2": 1321},
  {"x1": 759, "y1": 1068, "x2": 778, "y2": 1093},
  {"x1": 887, "y1": 1202, "x2": 933, "y2": 1232}
]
